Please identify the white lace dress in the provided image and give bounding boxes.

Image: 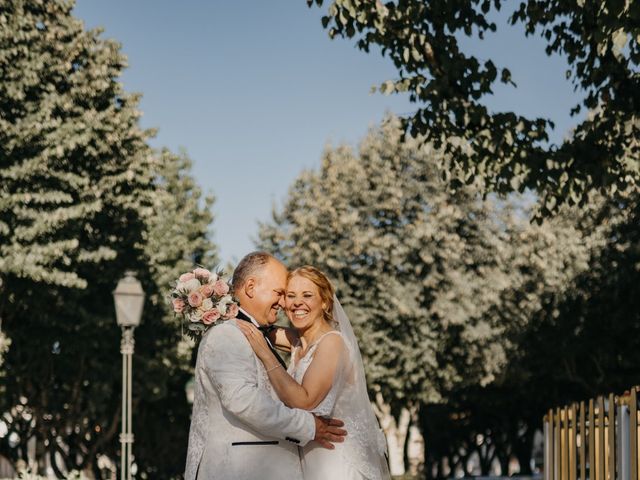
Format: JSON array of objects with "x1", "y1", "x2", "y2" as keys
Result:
[{"x1": 289, "y1": 331, "x2": 382, "y2": 480}]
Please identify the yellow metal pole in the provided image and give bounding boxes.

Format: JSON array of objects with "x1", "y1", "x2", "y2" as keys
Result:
[
  {"x1": 545, "y1": 411, "x2": 552, "y2": 480},
  {"x1": 557, "y1": 408, "x2": 563, "y2": 480},
  {"x1": 580, "y1": 401, "x2": 586, "y2": 480},
  {"x1": 599, "y1": 396, "x2": 606, "y2": 480},
  {"x1": 570, "y1": 404, "x2": 577, "y2": 480},
  {"x1": 590, "y1": 399, "x2": 596, "y2": 480},
  {"x1": 551, "y1": 408, "x2": 557, "y2": 480},
  {"x1": 608, "y1": 393, "x2": 615, "y2": 480},
  {"x1": 564, "y1": 407, "x2": 570, "y2": 480},
  {"x1": 631, "y1": 388, "x2": 638, "y2": 480}
]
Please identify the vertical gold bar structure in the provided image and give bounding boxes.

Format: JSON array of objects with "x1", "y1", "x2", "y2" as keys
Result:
[
  {"x1": 631, "y1": 388, "x2": 638, "y2": 480},
  {"x1": 600, "y1": 396, "x2": 606, "y2": 480},
  {"x1": 547, "y1": 409, "x2": 555, "y2": 480},
  {"x1": 553, "y1": 408, "x2": 558, "y2": 480},
  {"x1": 608, "y1": 393, "x2": 616, "y2": 480},
  {"x1": 571, "y1": 403, "x2": 577, "y2": 480},
  {"x1": 542, "y1": 413, "x2": 553, "y2": 480},
  {"x1": 590, "y1": 399, "x2": 596, "y2": 480},
  {"x1": 557, "y1": 408, "x2": 563, "y2": 480},
  {"x1": 580, "y1": 401, "x2": 587, "y2": 480},
  {"x1": 564, "y1": 407, "x2": 571, "y2": 480}
]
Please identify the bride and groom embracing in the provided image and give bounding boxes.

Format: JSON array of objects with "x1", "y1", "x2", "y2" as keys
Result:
[{"x1": 184, "y1": 251, "x2": 390, "y2": 479}]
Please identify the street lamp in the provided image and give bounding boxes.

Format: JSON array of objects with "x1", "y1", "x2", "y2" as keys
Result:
[{"x1": 113, "y1": 271, "x2": 144, "y2": 480}]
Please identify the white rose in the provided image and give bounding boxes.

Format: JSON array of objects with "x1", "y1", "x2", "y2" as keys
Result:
[
  {"x1": 184, "y1": 278, "x2": 201, "y2": 292},
  {"x1": 201, "y1": 298, "x2": 213, "y2": 311},
  {"x1": 217, "y1": 295, "x2": 234, "y2": 315},
  {"x1": 208, "y1": 272, "x2": 220, "y2": 284}
]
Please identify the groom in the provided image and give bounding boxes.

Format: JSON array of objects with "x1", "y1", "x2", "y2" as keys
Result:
[{"x1": 185, "y1": 251, "x2": 347, "y2": 480}]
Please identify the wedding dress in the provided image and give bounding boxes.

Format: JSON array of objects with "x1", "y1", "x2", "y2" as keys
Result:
[{"x1": 287, "y1": 299, "x2": 391, "y2": 480}]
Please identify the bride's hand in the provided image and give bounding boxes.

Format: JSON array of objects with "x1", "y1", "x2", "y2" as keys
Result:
[{"x1": 236, "y1": 322, "x2": 273, "y2": 361}]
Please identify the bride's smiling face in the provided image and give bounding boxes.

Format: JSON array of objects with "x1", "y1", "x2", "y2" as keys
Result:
[{"x1": 285, "y1": 275, "x2": 326, "y2": 330}]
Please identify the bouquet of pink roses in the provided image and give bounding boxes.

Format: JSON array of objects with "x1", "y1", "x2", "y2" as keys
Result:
[{"x1": 170, "y1": 267, "x2": 238, "y2": 339}]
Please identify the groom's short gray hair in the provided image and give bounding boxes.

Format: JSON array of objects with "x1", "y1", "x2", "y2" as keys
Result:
[{"x1": 232, "y1": 251, "x2": 276, "y2": 294}]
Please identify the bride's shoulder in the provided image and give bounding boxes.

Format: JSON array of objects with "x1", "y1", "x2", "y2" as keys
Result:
[{"x1": 314, "y1": 331, "x2": 346, "y2": 353}]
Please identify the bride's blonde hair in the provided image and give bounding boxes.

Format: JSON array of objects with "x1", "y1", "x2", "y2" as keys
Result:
[{"x1": 288, "y1": 266, "x2": 335, "y2": 324}]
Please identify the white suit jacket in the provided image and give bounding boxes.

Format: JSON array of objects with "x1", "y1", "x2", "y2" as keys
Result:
[{"x1": 184, "y1": 318, "x2": 315, "y2": 480}]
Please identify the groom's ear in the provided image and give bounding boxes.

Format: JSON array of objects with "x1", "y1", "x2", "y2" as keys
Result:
[{"x1": 244, "y1": 277, "x2": 255, "y2": 298}]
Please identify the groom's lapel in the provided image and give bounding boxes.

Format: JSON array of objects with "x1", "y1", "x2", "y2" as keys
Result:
[{"x1": 236, "y1": 309, "x2": 287, "y2": 369}]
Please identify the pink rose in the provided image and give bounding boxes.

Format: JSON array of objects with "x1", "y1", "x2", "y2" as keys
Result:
[
  {"x1": 200, "y1": 284, "x2": 214, "y2": 298},
  {"x1": 188, "y1": 291, "x2": 203, "y2": 308},
  {"x1": 172, "y1": 298, "x2": 185, "y2": 313},
  {"x1": 179, "y1": 272, "x2": 195, "y2": 282},
  {"x1": 213, "y1": 279, "x2": 230, "y2": 296},
  {"x1": 202, "y1": 309, "x2": 221, "y2": 325},
  {"x1": 224, "y1": 303, "x2": 239, "y2": 319},
  {"x1": 193, "y1": 268, "x2": 211, "y2": 281}
]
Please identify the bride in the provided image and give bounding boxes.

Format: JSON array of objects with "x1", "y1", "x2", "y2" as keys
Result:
[{"x1": 237, "y1": 266, "x2": 390, "y2": 480}]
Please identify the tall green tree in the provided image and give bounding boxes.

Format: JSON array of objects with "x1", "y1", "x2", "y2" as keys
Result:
[
  {"x1": 0, "y1": 147, "x2": 216, "y2": 478},
  {"x1": 258, "y1": 116, "x2": 639, "y2": 477},
  {"x1": 306, "y1": 0, "x2": 639, "y2": 213},
  {"x1": 418, "y1": 193, "x2": 639, "y2": 479},
  {"x1": 0, "y1": 2, "x2": 216, "y2": 477},
  {"x1": 261, "y1": 117, "x2": 507, "y2": 404},
  {"x1": 418, "y1": 202, "x2": 606, "y2": 478},
  {"x1": 259, "y1": 116, "x2": 515, "y2": 474},
  {"x1": 0, "y1": 0, "x2": 153, "y2": 473},
  {"x1": 0, "y1": 0, "x2": 153, "y2": 289},
  {"x1": 133, "y1": 148, "x2": 216, "y2": 479}
]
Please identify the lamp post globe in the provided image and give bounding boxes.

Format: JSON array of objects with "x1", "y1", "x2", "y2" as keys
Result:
[{"x1": 113, "y1": 271, "x2": 145, "y2": 328}]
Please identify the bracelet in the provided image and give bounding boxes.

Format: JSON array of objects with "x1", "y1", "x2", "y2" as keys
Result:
[{"x1": 265, "y1": 364, "x2": 281, "y2": 373}]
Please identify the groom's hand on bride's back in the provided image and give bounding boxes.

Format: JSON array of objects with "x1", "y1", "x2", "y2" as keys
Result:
[{"x1": 313, "y1": 416, "x2": 346, "y2": 449}]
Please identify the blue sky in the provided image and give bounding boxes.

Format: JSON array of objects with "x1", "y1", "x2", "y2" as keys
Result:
[{"x1": 74, "y1": 1, "x2": 582, "y2": 264}]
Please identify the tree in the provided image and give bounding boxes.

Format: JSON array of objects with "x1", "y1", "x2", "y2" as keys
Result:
[
  {"x1": 418, "y1": 202, "x2": 605, "y2": 478},
  {"x1": 0, "y1": 0, "x2": 153, "y2": 290},
  {"x1": 133, "y1": 148, "x2": 216, "y2": 479},
  {"x1": 0, "y1": 0, "x2": 154, "y2": 473},
  {"x1": 418, "y1": 192, "x2": 639, "y2": 479},
  {"x1": 259, "y1": 116, "x2": 516, "y2": 474},
  {"x1": 258, "y1": 115, "x2": 640, "y2": 477},
  {"x1": 0, "y1": 147, "x2": 216, "y2": 478},
  {"x1": 306, "y1": 0, "x2": 640, "y2": 214},
  {"x1": 0, "y1": 2, "x2": 217, "y2": 477},
  {"x1": 498, "y1": 191, "x2": 640, "y2": 417}
]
